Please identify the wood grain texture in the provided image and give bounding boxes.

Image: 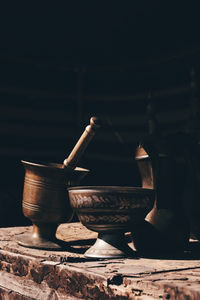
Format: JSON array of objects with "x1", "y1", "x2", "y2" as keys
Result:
[{"x1": 0, "y1": 223, "x2": 200, "y2": 299}]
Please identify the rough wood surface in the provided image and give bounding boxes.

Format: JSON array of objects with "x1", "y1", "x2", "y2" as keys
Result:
[{"x1": 0, "y1": 223, "x2": 200, "y2": 299}]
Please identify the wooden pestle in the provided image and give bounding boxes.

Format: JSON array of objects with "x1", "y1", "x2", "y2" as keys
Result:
[{"x1": 63, "y1": 116, "x2": 101, "y2": 170}]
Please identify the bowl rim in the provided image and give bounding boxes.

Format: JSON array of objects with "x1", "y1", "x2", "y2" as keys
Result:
[
  {"x1": 68, "y1": 186, "x2": 154, "y2": 193},
  {"x1": 21, "y1": 160, "x2": 89, "y2": 172}
]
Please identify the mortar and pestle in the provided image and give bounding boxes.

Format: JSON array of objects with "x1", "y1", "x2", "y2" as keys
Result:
[{"x1": 16, "y1": 117, "x2": 101, "y2": 250}]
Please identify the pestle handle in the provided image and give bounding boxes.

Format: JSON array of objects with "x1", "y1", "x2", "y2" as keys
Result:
[{"x1": 63, "y1": 116, "x2": 101, "y2": 169}]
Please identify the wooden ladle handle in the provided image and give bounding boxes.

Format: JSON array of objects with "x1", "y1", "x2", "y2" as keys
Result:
[{"x1": 63, "y1": 116, "x2": 101, "y2": 169}]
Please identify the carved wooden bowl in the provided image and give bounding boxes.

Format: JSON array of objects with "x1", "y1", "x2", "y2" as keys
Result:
[{"x1": 68, "y1": 186, "x2": 155, "y2": 258}]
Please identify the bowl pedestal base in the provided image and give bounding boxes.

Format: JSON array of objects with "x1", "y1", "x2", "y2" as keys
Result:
[
  {"x1": 85, "y1": 232, "x2": 136, "y2": 259},
  {"x1": 16, "y1": 223, "x2": 65, "y2": 250}
]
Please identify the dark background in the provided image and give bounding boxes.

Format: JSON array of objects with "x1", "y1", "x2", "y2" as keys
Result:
[
  {"x1": 1, "y1": 3, "x2": 200, "y2": 64},
  {"x1": 0, "y1": 3, "x2": 200, "y2": 226}
]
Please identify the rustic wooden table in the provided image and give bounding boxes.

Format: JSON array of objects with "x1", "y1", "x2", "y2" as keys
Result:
[{"x1": 0, "y1": 223, "x2": 200, "y2": 299}]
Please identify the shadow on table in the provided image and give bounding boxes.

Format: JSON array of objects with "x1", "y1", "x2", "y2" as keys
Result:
[
  {"x1": 45, "y1": 238, "x2": 96, "y2": 254},
  {"x1": 131, "y1": 220, "x2": 200, "y2": 260}
]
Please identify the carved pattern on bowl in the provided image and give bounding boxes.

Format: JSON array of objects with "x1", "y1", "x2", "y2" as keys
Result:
[
  {"x1": 78, "y1": 214, "x2": 130, "y2": 224},
  {"x1": 70, "y1": 194, "x2": 152, "y2": 210}
]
